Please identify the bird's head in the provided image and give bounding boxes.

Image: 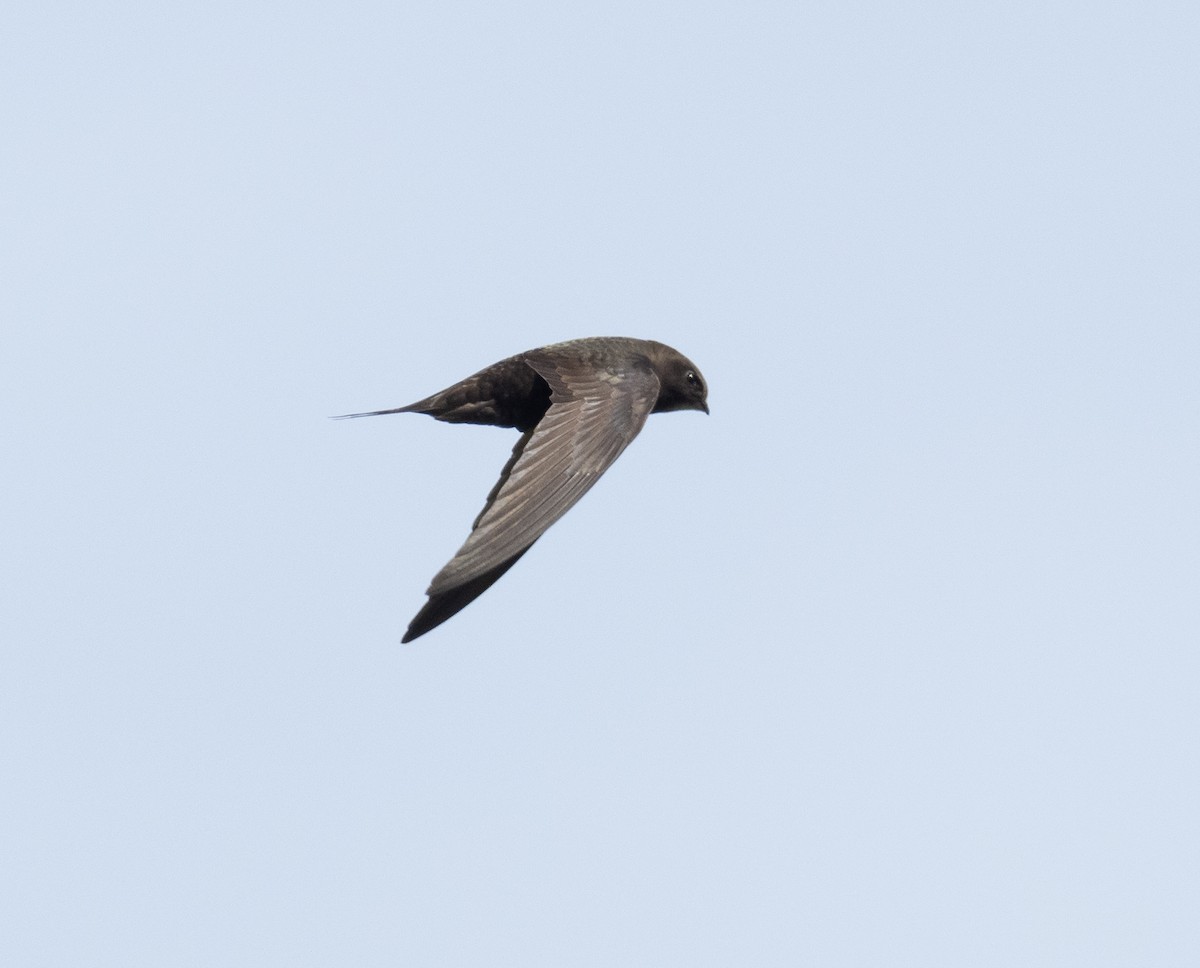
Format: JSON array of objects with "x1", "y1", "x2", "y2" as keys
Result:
[{"x1": 647, "y1": 343, "x2": 709, "y2": 415}]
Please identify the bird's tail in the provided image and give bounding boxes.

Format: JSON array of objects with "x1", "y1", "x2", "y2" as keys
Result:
[{"x1": 329, "y1": 405, "x2": 420, "y2": 420}]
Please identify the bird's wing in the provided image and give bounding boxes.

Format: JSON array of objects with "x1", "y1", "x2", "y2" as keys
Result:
[{"x1": 425, "y1": 351, "x2": 661, "y2": 596}]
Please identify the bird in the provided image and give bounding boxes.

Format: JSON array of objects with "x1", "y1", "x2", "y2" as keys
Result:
[{"x1": 336, "y1": 336, "x2": 709, "y2": 642}]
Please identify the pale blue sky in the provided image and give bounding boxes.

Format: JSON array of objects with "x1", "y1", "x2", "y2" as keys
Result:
[{"x1": 4, "y1": 1, "x2": 1198, "y2": 965}]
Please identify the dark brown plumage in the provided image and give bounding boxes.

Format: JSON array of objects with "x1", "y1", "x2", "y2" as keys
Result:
[{"x1": 337, "y1": 337, "x2": 709, "y2": 642}]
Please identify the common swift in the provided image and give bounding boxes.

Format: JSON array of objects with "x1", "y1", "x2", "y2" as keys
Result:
[{"x1": 338, "y1": 336, "x2": 709, "y2": 642}]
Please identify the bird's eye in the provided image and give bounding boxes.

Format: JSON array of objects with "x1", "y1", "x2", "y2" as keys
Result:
[{"x1": 686, "y1": 370, "x2": 701, "y2": 387}]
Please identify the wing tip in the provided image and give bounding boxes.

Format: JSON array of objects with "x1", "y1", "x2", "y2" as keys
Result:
[{"x1": 400, "y1": 550, "x2": 531, "y2": 643}]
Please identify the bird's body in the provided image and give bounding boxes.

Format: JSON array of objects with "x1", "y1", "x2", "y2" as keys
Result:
[{"x1": 338, "y1": 337, "x2": 708, "y2": 642}]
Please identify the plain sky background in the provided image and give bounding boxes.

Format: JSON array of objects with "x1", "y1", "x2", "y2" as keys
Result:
[{"x1": 3, "y1": 1, "x2": 1198, "y2": 965}]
